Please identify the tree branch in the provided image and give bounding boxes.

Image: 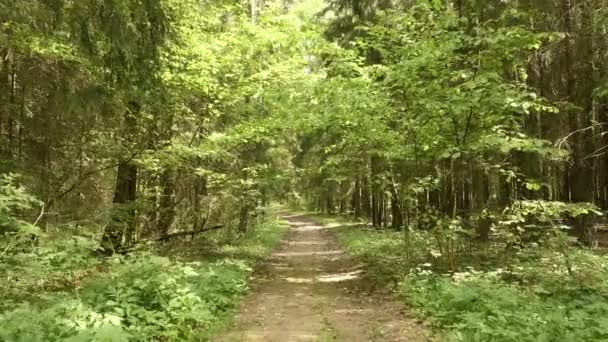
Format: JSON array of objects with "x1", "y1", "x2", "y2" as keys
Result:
[
  {"x1": 48, "y1": 152, "x2": 141, "y2": 208},
  {"x1": 154, "y1": 224, "x2": 224, "y2": 242},
  {"x1": 114, "y1": 225, "x2": 224, "y2": 254}
]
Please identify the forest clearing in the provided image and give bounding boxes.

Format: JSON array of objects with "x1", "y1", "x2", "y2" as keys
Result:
[{"x1": 2, "y1": 0, "x2": 608, "y2": 341}]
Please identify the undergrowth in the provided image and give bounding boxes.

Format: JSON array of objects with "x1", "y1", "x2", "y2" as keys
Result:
[
  {"x1": 330, "y1": 220, "x2": 608, "y2": 341},
  {"x1": 0, "y1": 217, "x2": 288, "y2": 341}
]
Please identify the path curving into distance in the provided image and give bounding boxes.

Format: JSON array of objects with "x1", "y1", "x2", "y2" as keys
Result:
[{"x1": 216, "y1": 214, "x2": 430, "y2": 342}]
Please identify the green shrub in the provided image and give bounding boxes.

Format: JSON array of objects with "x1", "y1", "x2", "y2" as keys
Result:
[
  {"x1": 0, "y1": 257, "x2": 251, "y2": 341},
  {"x1": 400, "y1": 270, "x2": 608, "y2": 342},
  {"x1": 0, "y1": 218, "x2": 288, "y2": 341},
  {"x1": 334, "y1": 220, "x2": 608, "y2": 341},
  {"x1": 80, "y1": 256, "x2": 251, "y2": 340},
  {"x1": 335, "y1": 226, "x2": 434, "y2": 284}
]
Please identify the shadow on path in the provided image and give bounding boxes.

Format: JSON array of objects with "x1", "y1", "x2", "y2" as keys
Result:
[{"x1": 216, "y1": 214, "x2": 430, "y2": 342}]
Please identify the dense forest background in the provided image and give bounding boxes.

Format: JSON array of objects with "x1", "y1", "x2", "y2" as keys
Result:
[{"x1": 2, "y1": 0, "x2": 608, "y2": 340}]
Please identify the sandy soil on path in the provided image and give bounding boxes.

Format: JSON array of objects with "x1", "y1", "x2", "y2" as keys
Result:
[{"x1": 215, "y1": 214, "x2": 430, "y2": 342}]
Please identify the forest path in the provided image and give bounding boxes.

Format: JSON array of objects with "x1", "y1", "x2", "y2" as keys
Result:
[{"x1": 216, "y1": 214, "x2": 429, "y2": 342}]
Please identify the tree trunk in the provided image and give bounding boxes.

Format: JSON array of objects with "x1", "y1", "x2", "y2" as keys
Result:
[
  {"x1": 0, "y1": 49, "x2": 8, "y2": 157},
  {"x1": 352, "y1": 178, "x2": 362, "y2": 219},
  {"x1": 473, "y1": 165, "x2": 491, "y2": 241},
  {"x1": 102, "y1": 160, "x2": 138, "y2": 252},
  {"x1": 157, "y1": 169, "x2": 176, "y2": 237},
  {"x1": 239, "y1": 205, "x2": 250, "y2": 233},
  {"x1": 192, "y1": 175, "x2": 207, "y2": 230},
  {"x1": 101, "y1": 103, "x2": 140, "y2": 253},
  {"x1": 563, "y1": 0, "x2": 596, "y2": 245},
  {"x1": 390, "y1": 188, "x2": 403, "y2": 229},
  {"x1": 370, "y1": 155, "x2": 382, "y2": 227},
  {"x1": 361, "y1": 176, "x2": 371, "y2": 220}
]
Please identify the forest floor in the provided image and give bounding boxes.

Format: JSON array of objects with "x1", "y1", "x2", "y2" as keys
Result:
[{"x1": 216, "y1": 213, "x2": 430, "y2": 342}]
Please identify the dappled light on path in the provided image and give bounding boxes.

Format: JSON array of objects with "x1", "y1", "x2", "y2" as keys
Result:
[
  {"x1": 316, "y1": 270, "x2": 363, "y2": 283},
  {"x1": 283, "y1": 270, "x2": 363, "y2": 284},
  {"x1": 284, "y1": 240, "x2": 327, "y2": 246},
  {"x1": 272, "y1": 250, "x2": 343, "y2": 257},
  {"x1": 289, "y1": 223, "x2": 327, "y2": 231},
  {"x1": 216, "y1": 215, "x2": 429, "y2": 342}
]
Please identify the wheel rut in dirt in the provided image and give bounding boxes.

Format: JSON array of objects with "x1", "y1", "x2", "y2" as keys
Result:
[{"x1": 216, "y1": 214, "x2": 429, "y2": 342}]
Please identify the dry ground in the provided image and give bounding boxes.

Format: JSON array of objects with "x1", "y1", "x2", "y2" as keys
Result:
[{"x1": 216, "y1": 214, "x2": 430, "y2": 342}]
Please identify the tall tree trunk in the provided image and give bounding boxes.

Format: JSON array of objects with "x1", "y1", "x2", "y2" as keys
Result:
[
  {"x1": 7, "y1": 65, "x2": 15, "y2": 157},
  {"x1": 0, "y1": 49, "x2": 8, "y2": 157},
  {"x1": 352, "y1": 178, "x2": 362, "y2": 219},
  {"x1": 390, "y1": 188, "x2": 403, "y2": 229},
  {"x1": 102, "y1": 160, "x2": 138, "y2": 251},
  {"x1": 371, "y1": 155, "x2": 382, "y2": 227},
  {"x1": 563, "y1": 0, "x2": 596, "y2": 244},
  {"x1": 239, "y1": 206, "x2": 250, "y2": 233},
  {"x1": 192, "y1": 175, "x2": 207, "y2": 230},
  {"x1": 361, "y1": 176, "x2": 371, "y2": 220},
  {"x1": 37, "y1": 83, "x2": 56, "y2": 229},
  {"x1": 157, "y1": 169, "x2": 176, "y2": 236},
  {"x1": 473, "y1": 164, "x2": 491, "y2": 241},
  {"x1": 101, "y1": 102, "x2": 140, "y2": 253}
]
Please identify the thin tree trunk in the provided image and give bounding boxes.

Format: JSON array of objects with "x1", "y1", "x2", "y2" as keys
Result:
[
  {"x1": 352, "y1": 178, "x2": 362, "y2": 219},
  {"x1": 102, "y1": 102, "x2": 140, "y2": 253},
  {"x1": 192, "y1": 175, "x2": 207, "y2": 230},
  {"x1": 157, "y1": 169, "x2": 176, "y2": 236},
  {"x1": 563, "y1": 0, "x2": 596, "y2": 244},
  {"x1": 361, "y1": 176, "x2": 371, "y2": 220},
  {"x1": 390, "y1": 188, "x2": 403, "y2": 229},
  {"x1": 239, "y1": 206, "x2": 250, "y2": 233}
]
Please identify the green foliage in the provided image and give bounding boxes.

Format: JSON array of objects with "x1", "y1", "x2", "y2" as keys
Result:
[
  {"x1": 0, "y1": 218, "x2": 288, "y2": 341},
  {"x1": 78, "y1": 257, "x2": 251, "y2": 340},
  {"x1": 334, "y1": 219, "x2": 608, "y2": 341},
  {"x1": 0, "y1": 258, "x2": 249, "y2": 341},
  {"x1": 336, "y1": 227, "x2": 410, "y2": 283},
  {"x1": 0, "y1": 176, "x2": 104, "y2": 311},
  {"x1": 3, "y1": 0, "x2": 608, "y2": 340},
  {"x1": 0, "y1": 174, "x2": 41, "y2": 235},
  {"x1": 400, "y1": 261, "x2": 608, "y2": 342},
  {"x1": 494, "y1": 200, "x2": 603, "y2": 248}
]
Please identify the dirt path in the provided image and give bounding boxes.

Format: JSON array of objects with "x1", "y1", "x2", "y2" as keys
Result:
[{"x1": 216, "y1": 214, "x2": 430, "y2": 342}]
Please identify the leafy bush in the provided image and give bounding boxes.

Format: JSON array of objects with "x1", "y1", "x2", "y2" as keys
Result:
[
  {"x1": 0, "y1": 256, "x2": 250, "y2": 341},
  {"x1": 335, "y1": 226, "x2": 433, "y2": 284},
  {"x1": 400, "y1": 269, "x2": 608, "y2": 342},
  {"x1": 0, "y1": 297, "x2": 130, "y2": 342},
  {"x1": 79, "y1": 256, "x2": 251, "y2": 340},
  {"x1": 334, "y1": 221, "x2": 608, "y2": 341},
  {"x1": 0, "y1": 218, "x2": 288, "y2": 341},
  {"x1": 494, "y1": 200, "x2": 602, "y2": 248},
  {"x1": 0, "y1": 174, "x2": 43, "y2": 266},
  {"x1": 0, "y1": 175, "x2": 102, "y2": 309},
  {"x1": 1, "y1": 225, "x2": 102, "y2": 310}
]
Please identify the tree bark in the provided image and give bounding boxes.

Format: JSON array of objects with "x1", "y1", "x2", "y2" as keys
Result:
[
  {"x1": 390, "y1": 188, "x2": 403, "y2": 229},
  {"x1": 352, "y1": 178, "x2": 362, "y2": 219},
  {"x1": 192, "y1": 175, "x2": 207, "y2": 230},
  {"x1": 563, "y1": 0, "x2": 597, "y2": 244},
  {"x1": 156, "y1": 169, "x2": 176, "y2": 236},
  {"x1": 101, "y1": 102, "x2": 140, "y2": 253},
  {"x1": 239, "y1": 205, "x2": 250, "y2": 233}
]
